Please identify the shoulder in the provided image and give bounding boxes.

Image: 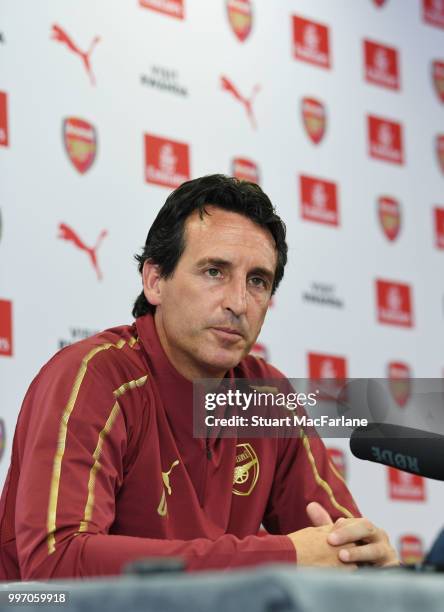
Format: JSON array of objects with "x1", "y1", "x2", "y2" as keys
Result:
[{"x1": 36, "y1": 323, "x2": 146, "y2": 391}]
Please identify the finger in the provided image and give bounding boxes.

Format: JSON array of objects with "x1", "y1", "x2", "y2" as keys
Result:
[
  {"x1": 338, "y1": 541, "x2": 386, "y2": 565},
  {"x1": 306, "y1": 502, "x2": 334, "y2": 527},
  {"x1": 338, "y1": 561, "x2": 359, "y2": 572},
  {"x1": 328, "y1": 519, "x2": 375, "y2": 546},
  {"x1": 331, "y1": 517, "x2": 348, "y2": 530}
]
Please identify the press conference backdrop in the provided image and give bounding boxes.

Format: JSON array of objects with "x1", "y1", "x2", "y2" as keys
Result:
[{"x1": 1, "y1": 0, "x2": 444, "y2": 567}]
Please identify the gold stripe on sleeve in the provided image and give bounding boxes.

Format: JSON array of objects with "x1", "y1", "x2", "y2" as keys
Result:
[
  {"x1": 113, "y1": 374, "x2": 148, "y2": 399},
  {"x1": 301, "y1": 430, "x2": 355, "y2": 519},
  {"x1": 77, "y1": 400, "x2": 120, "y2": 534},
  {"x1": 46, "y1": 337, "x2": 137, "y2": 554},
  {"x1": 78, "y1": 375, "x2": 148, "y2": 533}
]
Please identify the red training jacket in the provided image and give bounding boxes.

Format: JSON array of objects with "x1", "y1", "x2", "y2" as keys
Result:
[{"x1": 0, "y1": 313, "x2": 359, "y2": 579}]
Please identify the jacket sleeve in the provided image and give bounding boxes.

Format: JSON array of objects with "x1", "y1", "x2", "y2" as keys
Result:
[
  {"x1": 242, "y1": 357, "x2": 360, "y2": 537},
  {"x1": 15, "y1": 347, "x2": 295, "y2": 580},
  {"x1": 263, "y1": 430, "x2": 361, "y2": 537}
]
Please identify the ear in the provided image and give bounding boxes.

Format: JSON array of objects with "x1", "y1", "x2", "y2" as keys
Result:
[{"x1": 142, "y1": 260, "x2": 163, "y2": 307}]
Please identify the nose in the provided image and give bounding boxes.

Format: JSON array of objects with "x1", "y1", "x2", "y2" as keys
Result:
[{"x1": 222, "y1": 276, "x2": 248, "y2": 318}]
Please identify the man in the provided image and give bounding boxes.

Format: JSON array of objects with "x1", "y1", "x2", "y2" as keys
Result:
[{"x1": 0, "y1": 175, "x2": 397, "y2": 580}]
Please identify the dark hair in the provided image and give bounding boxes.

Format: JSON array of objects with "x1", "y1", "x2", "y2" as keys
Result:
[{"x1": 132, "y1": 174, "x2": 287, "y2": 318}]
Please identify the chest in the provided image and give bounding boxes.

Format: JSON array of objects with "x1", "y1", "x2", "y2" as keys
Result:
[{"x1": 111, "y1": 401, "x2": 278, "y2": 540}]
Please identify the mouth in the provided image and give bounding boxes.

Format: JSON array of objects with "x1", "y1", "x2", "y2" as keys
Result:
[{"x1": 210, "y1": 327, "x2": 244, "y2": 342}]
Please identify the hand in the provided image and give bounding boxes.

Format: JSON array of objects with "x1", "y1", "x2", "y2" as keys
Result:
[
  {"x1": 327, "y1": 516, "x2": 399, "y2": 567},
  {"x1": 305, "y1": 502, "x2": 399, "y2": 568},
  {"x1": 286, "y1": 525, "x2": 357, "y2": 569},
  {"x1": 306, "y1": 501, "x2": 334, "y2": 527}
]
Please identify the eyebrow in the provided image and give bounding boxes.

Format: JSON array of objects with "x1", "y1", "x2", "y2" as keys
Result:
[{"x1": 195, "y1": 257, "x2": 275, "y2": 283}]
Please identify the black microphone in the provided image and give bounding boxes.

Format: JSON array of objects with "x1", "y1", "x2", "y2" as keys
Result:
[{"x1": 350, "y1": 423, "x2": 444, "y2": 481}]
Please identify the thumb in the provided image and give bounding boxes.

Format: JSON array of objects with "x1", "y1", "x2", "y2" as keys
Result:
[{"x1": 306, "y1": 501, "x2": 334, "y2": 527}]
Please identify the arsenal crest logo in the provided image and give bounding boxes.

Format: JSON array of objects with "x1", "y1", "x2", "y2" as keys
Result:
[
  {"x1": 301, "y1": 97, "x2": 326, "y2": 144},
  {"x1": 378, "y1": 196, "x2": 401, "y2": 241},
  {"x1": 0, "y1": 419, "x2": 5, "y2": 461},
  {"x1": 432, "y1": 60, "x2": 444, "y2": 102},
  {"x1": 387, "y1": 361, "x2": 411, "y2": 407},
  {"x1": 63, "y1": 117, "x2": 97, "y2": 174},
  {"x1": 232, "y1": 443, "x2": 259, "y2": 496},
  {"x1": 399, "y1": 535, "x2": 424, "y2": 565},
  {"x1": 226, "y1": 0, "x2": 253, "y2": 42},
  {"x1": 436, "y1": 134, "x2": 444, "y2": 173}
]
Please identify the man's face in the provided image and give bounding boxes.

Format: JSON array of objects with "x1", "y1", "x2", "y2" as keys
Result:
[{"x1": 146, "y1": 206, "x2": 277, "y2": 380}]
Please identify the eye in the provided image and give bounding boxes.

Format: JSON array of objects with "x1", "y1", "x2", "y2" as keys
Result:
[
  {"x1": 206, "y1": 268, "x2": 222, "y2": 278},
  {"x1": 249, "y1": 276, "x2": 268, "y2": 289}
]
